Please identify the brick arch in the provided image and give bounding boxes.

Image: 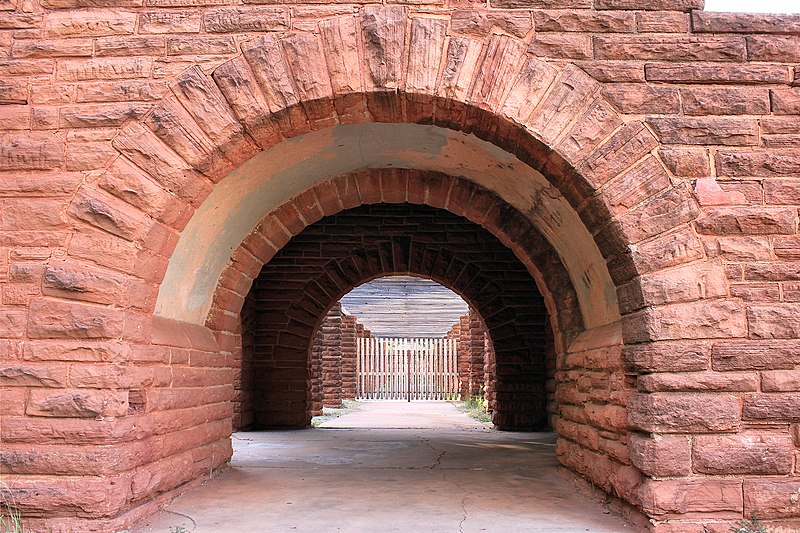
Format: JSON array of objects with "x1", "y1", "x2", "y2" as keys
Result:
[
  {"x1": 246, "y1": 203, "x2": 550, "y2": 430},
  {"x1": 86, "y1": 7, "x2": 714, "y2": 345},
  {"x1": 210, "y1": 169, "x2": 582, "y2": 349}
]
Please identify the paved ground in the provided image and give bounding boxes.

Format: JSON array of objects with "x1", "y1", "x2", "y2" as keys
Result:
[{"x1": 131, "y1": 402, "x2": 638, "y2": 532}]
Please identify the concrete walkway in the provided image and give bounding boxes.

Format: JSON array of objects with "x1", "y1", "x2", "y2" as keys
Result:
[{"x1": 131, "y1": 402, "x2": 638, "y2": 533}]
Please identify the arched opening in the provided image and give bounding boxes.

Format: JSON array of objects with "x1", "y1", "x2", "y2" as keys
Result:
[{"x1": 237, "y1": 201, "x2": 553, "y2": 431}]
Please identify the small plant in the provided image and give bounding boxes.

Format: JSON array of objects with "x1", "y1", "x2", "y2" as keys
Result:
[
  {"x1": 169, "y1": 526, "x2": 188, "y2": 533},
  {"x1": 729, "y1": 514, "x2": 769, "y2": 533},
  {"x1": 701, "y1": 514, "x2": 769, "y2": 533},
  {"x1": 459, "y1": 392, "x2": 491, "y2": 423},
  {"x1": 0, "y1": 482, "x2": 23, "y2": 533}
]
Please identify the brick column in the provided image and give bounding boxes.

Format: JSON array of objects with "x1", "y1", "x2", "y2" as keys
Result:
[
  {"x1": 309, "y1": 328, "x2": 324, "y2": 416},
  {"x1": 321, "y1": 303, "x2": 344, "y2": 408},
  {"x1": 341, "y1": 314, "x2": 358, "y2": 400},
  {"x1": 468, "y1": 310, "x2": 486, "y2": 398}
]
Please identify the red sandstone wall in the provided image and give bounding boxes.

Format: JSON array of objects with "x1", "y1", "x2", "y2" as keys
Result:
[{"x1": 1, "y1": 1, "x2": 800, "y2": 531}]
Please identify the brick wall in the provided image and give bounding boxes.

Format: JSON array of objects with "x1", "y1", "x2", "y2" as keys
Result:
[{"x1": 2, "y1": 0, "x2": 800, "y2": 530}]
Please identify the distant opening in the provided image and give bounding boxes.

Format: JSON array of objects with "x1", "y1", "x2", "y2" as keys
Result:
[
  {"x1": 308, "y1": 276, "x2": 495, "y2": 427},
  {"x1": 704, "y1": 0, "x2": 800, "y2": 13}
]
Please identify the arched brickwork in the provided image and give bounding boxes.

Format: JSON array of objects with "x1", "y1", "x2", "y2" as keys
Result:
[
  {"x1": 244, "y1": 203, "x2": 550, "y2": 430},
  {"x1": 3, "y1": 2, "x2": 800, "y2": 531}
]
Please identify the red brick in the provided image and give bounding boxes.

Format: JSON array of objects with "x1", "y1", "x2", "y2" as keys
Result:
[
  {"x1": 747, "y1": 304, "x2": 800, "y2": 339},
  {"x1": 628, "y1": 392, "x2": 741, "y2": 433},
  {"x1": 623, "y1": 342, "x2": 708, "y2": 373},
  {"x1": 713, "y1": 340, "x2": 800, "y2": 371},
  {"x1": 602, "y1": 84, "x2": 679, "y2": 114},
  {"x1": 747, "y1": 35, "x2": 800, "y2": 62},
  {"x1": 638, "y1": 372, "x2": 758, "y2": 393},
  {"x1": 27, "y1": 388, "x2": 128, "y2": 418},
  {"x1": 743, "y1": 393, "x2": 800, "y2": 421},
  {"x1": 638, "y1": 478, "x2": 743, "y2": 519},
  {"x1": 594, "y1": 35, "x2": 744, "y2": 61},
  {"x1": 0, "y1": 363, "x2": 68, "y2": 387},
  {"x1": 744, "y1": 479, "x2": 800, "y2": 519},
  {"x1": 645, "y1": 63, "x2": 789, "y2": 84},
  {"x1": 636, "y1": 11, "x2": 688, "y2": 33},
  {"x1": 27, "y1": 298, "x2": 124, "y2": 340},
  {"x1": 629, "y1": 433, "x2": 691, "y2": 477},
  {"x1": 693, "y1": 432, "x2": 793, "y2": 476},
  {"x1": 762, "y1": 370, "x2": 800, "y2": 392}
]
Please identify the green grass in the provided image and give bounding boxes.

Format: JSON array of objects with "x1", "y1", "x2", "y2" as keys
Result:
[
  {"x1": 703, "y1": 514, "x2": 769, "y2": 533},
  {"x1": 457, "y1": 394, "x2": 492, "y2": 423},
  {"x1": 0, "y1": 482, "x2": 23, "y2": 533}
]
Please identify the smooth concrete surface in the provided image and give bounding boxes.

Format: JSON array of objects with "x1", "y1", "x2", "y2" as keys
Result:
[{"x1": 131, "y1": 402, "x2": 637, "y2": 533}]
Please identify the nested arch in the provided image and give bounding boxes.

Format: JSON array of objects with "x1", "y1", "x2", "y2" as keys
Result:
[
  {"x1": 241, "y1": 200, "x2": 552, "y2": 430},
  {"x1": 100, "y1": 7, "x2": 712, "y2": 343}
]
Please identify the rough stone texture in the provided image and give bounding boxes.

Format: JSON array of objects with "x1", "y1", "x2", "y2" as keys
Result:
[{"x1": 1, "y1": 2, "x2": 800, "y2": 532}]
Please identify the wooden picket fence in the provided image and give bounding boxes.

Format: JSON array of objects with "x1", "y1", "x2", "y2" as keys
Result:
[{"x1": 356, "y1": 337, "x2": 459, "y2": 400}]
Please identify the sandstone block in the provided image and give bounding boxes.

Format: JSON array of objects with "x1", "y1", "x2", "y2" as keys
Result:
[
  {"x1": 761, "y1": 370, "x2": 800, "y2": 392},
  {"x1": 638, "y1": 372, "x2": 757, "y2": 393},
  {"x1": 138, "y1": 11, "x2": 201, "y2": 34},
  {"x1": 528, "y1": 64, "x2": 598, "y2": 145},
  {"x1": 695, "y1": 207, "x2": 797, "y2": 235},
  {"x1": 632, "y1": 226, "x2": 705, "y2": 274},
  {"x1": 595, "y1": 35, "x2": 744, "y2": 61},
  {"x1": 360, "y1": 6, "x2": 406, "y2": 90},
  {"x1": 681, "y1": 86, "x2": 769, "y2": 116},
  {"x1": 528, "y1": 33, "x2": 592, "y2": 60},
  {"x1": 693, "y1": 433, "x2": 793, "y2": 475},
  {"x1": 770, "y1": 88, "x2": 800, "y2": 114},
  {"x1": 747, "y1": 35, "x2": 800, "y2": 62},
  {"x1": 744, "y1": 479, "x2": 800, "y2": 519},
  {"x1": 0, "y1": 364, "x2": 67, "y2": 387},
  {"x1": 623, "y1": 342, "x2": 708, "y2": 373},
  {"x1": 693, "y1": 11, "x2": 800, "y2": 34},
  {"x1": 743, "y1": 393, "x2": 800, "y2": 421},
  {"x1": 645, "y1": 63, "x2": 789, "y2": 84},
  {"x1": 12, "y1": 38, "x2": 93, "y2": 59},
  {"x1": 27, "y1": 388, "x2": 128, "y2": 418},
  {"x1": 534, "y1": 9, "x2": 633, "y2": 32},
  {"x1": 46, "y1": 10, "x2": 136, "y2": 38},
  {"x1": 639, "y1": 478, "x2": 743, "y2": 518},
  {"x1": 703, "y1": 236, "x2": 771, "y2": 261},
  {"x1": 500, "y1": 57, "x2": 557, "y2": 124},
  {"x1": 595, "y1": 0, "x2": 702, "y2": 9},
  {"x1": 204, "y1": 7, "x2": 288, "y2": 32},
  {"x1": 628, "y1": 433, "x2": 691, "y2": 477},
  {"x1": 603, "y1": 84, "x2": 679, "y2": 114},
  {"x1": 618, "y1": 262, "x2": 727, "y2": 313},
  {"x1": 713, "y1": 340, "x2": 800, "y2": 370},
  {"x1": 580, "y1": 122, "x2": 657, "y2": 188},
  {"x1": 451, "y1": 10, "x2": 531, "y2": 39},
  {"x1": 647, "y1": 117, "x2": 758, "y2": 146},
  {"x1": 57, "y1": 57, "x2": 153, "y2": 81},
  {"x1": 628, "y1": 392, "x2": 741, "y2": 433},
  {"x1": 0, "y1": 133, "x2": 64, "y2": 170},
  {"x1": 747, "y1": 304, "x2": 800, "y2": 339},
  {"x1": 636, "y1": 11, "x2": 689, "y2": 33},
  {"x1": 27, "y1": 297, "x2": 124, "y2": 340}
]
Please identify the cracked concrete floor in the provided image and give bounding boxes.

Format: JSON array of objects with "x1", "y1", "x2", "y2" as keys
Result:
[{"x1": 130, "y1": 402, "x2": 637, "y2": 532}]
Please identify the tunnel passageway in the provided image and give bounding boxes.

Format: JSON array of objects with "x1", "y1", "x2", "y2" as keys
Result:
[{"x1": 132, "y1": 402, "x2": 638, "y2": 532}]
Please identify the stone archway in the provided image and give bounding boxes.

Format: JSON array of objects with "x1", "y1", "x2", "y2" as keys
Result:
[{"x1": 7, "y1": 4, "x2": 795, "y2": 532}]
